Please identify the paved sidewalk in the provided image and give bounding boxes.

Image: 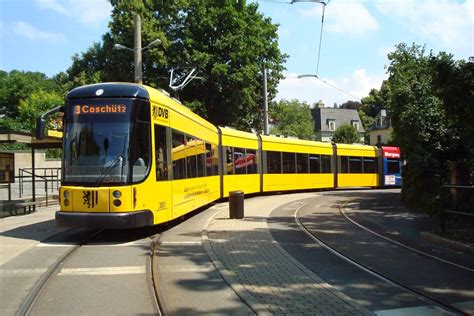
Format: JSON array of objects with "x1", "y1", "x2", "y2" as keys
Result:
[
  {"x1": 202, "y1": 195, "x2": 373, "y2": 315},
  {"x1": 0, "y1": 204, "x2": 63, "y2": 266}
]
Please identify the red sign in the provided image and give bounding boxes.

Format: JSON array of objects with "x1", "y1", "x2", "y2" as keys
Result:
[{"x1": 382, "y1": 146, "x2": 401, "y2": 159}]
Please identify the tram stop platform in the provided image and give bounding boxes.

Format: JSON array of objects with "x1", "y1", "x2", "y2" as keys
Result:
[{"x1": 157, "y1": 193, "x2": 373, "y2": 315}]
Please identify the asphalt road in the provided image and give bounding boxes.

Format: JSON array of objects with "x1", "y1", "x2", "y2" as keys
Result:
[{"x1": 269, "y1": 189, "x2": 474, "y2": 314}]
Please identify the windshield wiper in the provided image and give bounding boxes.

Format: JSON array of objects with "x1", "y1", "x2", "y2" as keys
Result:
[{"x1": 94, "y1": 155, "x2": 124, "y2": 186}]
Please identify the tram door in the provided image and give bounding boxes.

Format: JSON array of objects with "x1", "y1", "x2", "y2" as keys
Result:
[{"x1": 153, "y1": 124, "x2": 173, "y2": 223}]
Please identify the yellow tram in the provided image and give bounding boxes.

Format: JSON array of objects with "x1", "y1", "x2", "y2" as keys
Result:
[{"x1": 36, "y1": 83, "x2": 399, "y2": 229}]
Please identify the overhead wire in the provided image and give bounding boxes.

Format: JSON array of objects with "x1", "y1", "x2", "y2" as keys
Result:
[
  {"x1": 260, "y1": 0, "x2": 361, "y2": 101},
  {"x1": 315, "y1": 1, "x2": 327, "y2": 76},
  {"x1": 316, "y1": 77, "x2": 361, "y2": 101}
]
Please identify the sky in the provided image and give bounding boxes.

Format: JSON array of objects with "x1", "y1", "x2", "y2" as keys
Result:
[{"x1": 0, "y1": 0, "x2": 473, "y2": 107}]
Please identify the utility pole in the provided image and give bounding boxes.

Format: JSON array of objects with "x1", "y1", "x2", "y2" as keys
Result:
[
  {"x1": 262, "y1": 67, "x2": 269, "y2": 135},
  {"x1": 134, "y1": 15, "x2": 142, "y2": 84},
  {"x1": 114, "y1": 15, "x2": 161, "y2": 84}
]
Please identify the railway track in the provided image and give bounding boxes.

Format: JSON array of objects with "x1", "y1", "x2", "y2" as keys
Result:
[
  {"x1": 295, "y1": 201, "x2": 472, "y2": 316},
  {"x1": 339, "y1": 201, "x2": 474, "y2": 273},
  {"x1": 16, "y1": 228, "x2": 164, "y2": 316},
  {"x1": 17, "y1": 228, "x2": 104, "y2": 315}
]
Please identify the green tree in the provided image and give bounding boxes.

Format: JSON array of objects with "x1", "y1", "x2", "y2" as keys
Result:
[
  {"x1": 385, "y1": 43, "x2": 474, "y2": 212},
  {"x1": 429, "y1": 53, "x2": 474, "y2": 186},
  {"x1": 361, "y1": 86, "x2": 390, "y2": 118},
  {"x1": 0, "y1": 70, "x2": 60, "y2": 119},
  {"x1": 18, "y1": 90, "x2": 64, "y2": 133},
  {"x1": 269, "y1": 99, "x2": 313, "y2": 140},
  {"x1": 357, "y1": 109, "x2": 374, "y2": 142},
  {"x1": 67, "y1": 0, "x2": 287, "y2": 131},
  {"x1": 332, "y1": 124, "x2": 360, "y2": 144},
  {"x1": 339, "y1": 100, "x2": 361, "y2": 110}
]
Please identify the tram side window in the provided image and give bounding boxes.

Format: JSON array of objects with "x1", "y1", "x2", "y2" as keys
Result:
[
  {"x1": 154, "y1": 125, "x2": 168, "y2": 181},
  {"x1": 234, "y1": 147, "x2": 246, "y2": 174},
  {"x1": 340, "y1": 156, "x2": 349, "y2": 173},
  {"x1": 226, "y1": 147, "x2": 234, "y2": 175},
  {"x1": 321, "y1": 155, "x2": 332, "y2": 173},
  {"x1": 206, "y1": 143, "x2": 213, "y2": 176},
  {"x1": 267, "y1": 151, "x2": 282, "y2": 174},
  {"x1": 211, "y1": 144, "x2": 219, "y2": 175},
  {"x1": 296, "y1": 153, "x2": 309, "y2": 173},
  {"x1": 196, "y1": 140, "x2": 205, "y2": 177},
  {"x1": 247, "y1": 149, "x2": 258, "y2": 174},
  {"x1": 282, "y1": 152, "x2": 296, "y2": 173},
  {"x1": 186, "y1": 136, "x2": 198, "y2": 179},
  {"x1": 363, "y1": 157, "x2": 376, "y2": 173},
  {"x1": 349, "y1": 157, "x2": 363, "y2": 173},
  {"x1": 309, "y1": 155, "x2": 321, "y2": 173},
  {"x1": 172, "y1": 131, "x2": 186, "y2": 180},
  {"x1": 387, "y1": 159, "x2": 401, "y2": 174},
  {"x1": 132, "y1": 116, "x2": 151, "y2": 182}
]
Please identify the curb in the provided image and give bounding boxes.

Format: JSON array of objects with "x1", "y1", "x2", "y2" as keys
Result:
[{"x1": 420, "y1": 232, "x2": 474, "y2": 255}]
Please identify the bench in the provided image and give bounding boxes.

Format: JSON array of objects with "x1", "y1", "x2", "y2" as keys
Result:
[{"x1": 12, "y1": 201, "x2": 42, "y2": 215}]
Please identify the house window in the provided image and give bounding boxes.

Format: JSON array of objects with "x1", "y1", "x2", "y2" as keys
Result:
[
  {"x1": 377, "y1": 118, "x2": 382, "y2": 128},
  {"x1": 328, "y1": 120, "x2": 336, "y2": 131},
  {"x1": 352, "y1": 122, "x2": 359, "y2": 130},
  {"x1": 377, "y1": 135, "x2": 382, "y2": 144}
]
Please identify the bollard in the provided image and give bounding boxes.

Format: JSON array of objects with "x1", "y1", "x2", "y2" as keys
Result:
[{"x1": 229, "y1": 190, "x2": 244, "y2": 219}]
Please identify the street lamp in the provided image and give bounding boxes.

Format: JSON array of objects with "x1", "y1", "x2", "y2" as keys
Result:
[
  {"x1": 113, "y1": 39, "x2": 161, "y2": 53},
  {"x1": 113, "y1": 15, "x2": 161, "y2": 84},
  {"x1": 113, "y1": 44, "x2": 134, "y2": 52},
  {"x1": 297, "y1": 74, "x2": 318, "y2": 79},
  {"x1": 291, "y1": 0, "x2": 327, "y2": 3},
  {"x1": 291, "y1": 0, "x2": 329, "y2": 76}
]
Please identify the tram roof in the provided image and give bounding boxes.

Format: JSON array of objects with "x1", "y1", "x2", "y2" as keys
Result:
[
  {"x1": 219, "y1": 127, "x2": 258, "y2": 140},
  {"x1": 260, "y1": 134, "x2": 332, "y2": 148},
  {"x1": 67, "y1": 82, "x2": 149, "y2": 100}
]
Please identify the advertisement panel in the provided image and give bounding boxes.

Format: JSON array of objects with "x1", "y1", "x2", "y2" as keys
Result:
[{"x1": 0, "y1": 153, "x2": 14, "y2": 183}]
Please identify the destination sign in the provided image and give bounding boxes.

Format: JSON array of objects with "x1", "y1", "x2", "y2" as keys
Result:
[
  {"x1": 384, "y1": 152, "x2": 400, "y2": 159},
  {"x1": 74, "y1": 104, "x2": 127, "y2": 115}
]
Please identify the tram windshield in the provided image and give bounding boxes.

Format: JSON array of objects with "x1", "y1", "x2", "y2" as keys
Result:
[{"x1": 62, "y1": 98, "x2": 151, "y2": 186}]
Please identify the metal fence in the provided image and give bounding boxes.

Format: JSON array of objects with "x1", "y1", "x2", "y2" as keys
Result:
[
  {"x1": 1, "y1": 167, "x2": 61, "y2": 205},
  {"x1": 439, "y1": 185, "x2": 474, "y2": 234}
]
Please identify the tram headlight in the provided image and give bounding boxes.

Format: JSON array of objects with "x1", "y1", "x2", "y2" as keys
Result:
[
  {"x1": 63, "y1": 190, "x2": 70, "y2": 199},
  {"x1": 112, "y1": 190, "x2": 122, "y2": 199},
  {"x1": 64, "y1": 199, "x2": 70, "y2": 206},
  {"x1": 113, "y1": 199, "x2": 122, "y2": 207}
]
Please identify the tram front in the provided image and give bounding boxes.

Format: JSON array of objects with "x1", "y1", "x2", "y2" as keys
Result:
[{"x1": 54, "y1": 83, "x2": 153, "y2": 228}]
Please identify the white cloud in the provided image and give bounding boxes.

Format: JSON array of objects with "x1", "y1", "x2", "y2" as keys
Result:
[
  {"x1": 70, "y1": 0, "x2": 113, "y2": 24},
  {"x1": 300, "y1": 1, "x2": 378, "y2": 38},
  {"x1": 14, "y1": 21, "x2": 65, "y2": 42},
  {"x1": 35, "y1": 0, "x2": 112, "y2": 26},
  {"x1": 375, "y1": 0, "x2": 474, "y2": 53},
  {"x1": 341, "y1": 68, "x2": 386, "y2": 100},
  {"x1": 36, "y1": 0, "x2": 68, "y2": 15},
  {"x1": 276, "y1": 69, "x2": 386, "y2": 106}
]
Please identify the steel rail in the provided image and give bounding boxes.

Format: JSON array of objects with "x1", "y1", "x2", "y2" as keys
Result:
[
  {"x1": 150, "y1": 233, "x2": 165, "y2": 316},
  {"x1": 294, "y1": 202, "x2": 469, "y2": 316},
  {"x1": 339, "y1": 201, "x2": 474, "y2": 272},
  {"x1": 18, "y1": 229, "x2": 104, "y2": 316}
]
